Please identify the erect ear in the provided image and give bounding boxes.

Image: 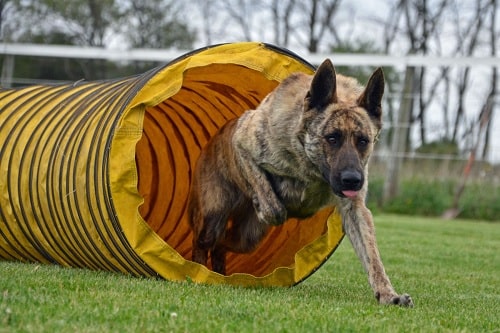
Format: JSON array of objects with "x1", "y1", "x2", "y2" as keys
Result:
[
  {"x1": 358, "y1": 67, "x2": 384, "y2": 129},
  {"x1": 306, "y1": 59, "x2": 337, "y2": 110}
]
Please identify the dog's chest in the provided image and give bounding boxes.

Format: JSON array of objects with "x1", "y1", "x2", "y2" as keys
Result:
[{"x1": 272, "y1": 177, "x2": 335, "y2": 218}]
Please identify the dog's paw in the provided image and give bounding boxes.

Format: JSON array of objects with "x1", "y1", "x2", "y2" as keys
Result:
[
  {"x1": 389, "y1": 293, "x2": 414, "y2": 307},
  {"x1": 253, "y1": 197, "x2": 287, "y2": 226},
  {"x1": 377, "y1": 292, "x2": 414, "y2": 307}
]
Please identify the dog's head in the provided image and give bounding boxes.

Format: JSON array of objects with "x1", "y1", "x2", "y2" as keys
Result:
[{"x1": 302, "y1": 59, "x2": 384, "y2": 199}]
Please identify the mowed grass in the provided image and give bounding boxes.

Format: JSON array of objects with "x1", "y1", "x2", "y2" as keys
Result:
[{"x1": 0, "y1": 215, "x2": 499, "y2": 333}]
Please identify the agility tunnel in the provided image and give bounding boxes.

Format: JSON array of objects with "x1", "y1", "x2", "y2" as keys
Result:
[{"x1": 0, "y1": 42, "x2": 344, "y2": 286}]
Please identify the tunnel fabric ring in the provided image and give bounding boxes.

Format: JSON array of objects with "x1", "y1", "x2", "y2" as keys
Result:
[{"x1": 0, "y1": 42, "x2": 344, "y2": 287}]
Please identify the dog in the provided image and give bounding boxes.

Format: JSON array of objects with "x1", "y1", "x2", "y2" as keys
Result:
[{"x1": 188, "y1": 59, "x2": 413, "y2": 306}]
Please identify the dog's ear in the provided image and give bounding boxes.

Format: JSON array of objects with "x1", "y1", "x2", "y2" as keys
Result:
[
  {"x1": 358, "y1": 68, "x2": 384, "y2": 128},
  {"x1": 306, "y1": 59, "x2": 338, "y2": 110}
]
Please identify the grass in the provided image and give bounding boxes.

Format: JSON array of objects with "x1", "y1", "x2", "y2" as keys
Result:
[{"x1": 1, "y1": 214, "x2": 499, "y2": 333}]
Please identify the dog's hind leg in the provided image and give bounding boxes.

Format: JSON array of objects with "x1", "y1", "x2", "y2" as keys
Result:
[
  {"x1": 342, "y1": 203, "x2": 414, "y2": 307},
  {"x1": 192, "y1": 212, "x2": 229, "y2": 266},
  {"x1": 211, "y1": 245, "x2": 227, "y2": 275},
  {"x1": 189, "y1": 200, "x2": 208, "y2": 266},
  {"x1": 192, "y1": 243, "x2": 209, "y2": 267},
  {"x1": 190, "y1": 216, "x2": 209, "y2": 267}
]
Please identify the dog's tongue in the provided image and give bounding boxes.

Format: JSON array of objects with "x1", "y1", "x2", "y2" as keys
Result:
[{"x1": 342, "y1": 190, "x2": 359, "y2": 199}]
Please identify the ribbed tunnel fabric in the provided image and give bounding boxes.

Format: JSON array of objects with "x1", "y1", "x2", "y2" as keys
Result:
[{"x1": 0, "y1": 42, "x2": 344, "y2": 286}]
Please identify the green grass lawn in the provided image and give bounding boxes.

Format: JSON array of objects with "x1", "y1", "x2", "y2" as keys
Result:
[{"x1": 1, "y1": 214, "x2": 499, "y2": 333}]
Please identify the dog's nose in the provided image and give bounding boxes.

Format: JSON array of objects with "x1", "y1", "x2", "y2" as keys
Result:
[{"x1": 340, "y1": 170, "x2": 363, "y2": 189}]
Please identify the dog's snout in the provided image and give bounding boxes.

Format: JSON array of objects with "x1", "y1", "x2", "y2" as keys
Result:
[{"x1": 340, "y1": 170, "x2": 363, "y2": 189}]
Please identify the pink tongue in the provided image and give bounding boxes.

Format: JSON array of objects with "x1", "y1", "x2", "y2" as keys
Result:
[{"x1": 342, "y1": 190, "x2": 358, "y2": 199}]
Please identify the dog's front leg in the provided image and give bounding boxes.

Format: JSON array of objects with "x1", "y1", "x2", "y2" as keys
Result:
[
  {"x1": 237, "y1": 152, "x2": 287, "y2": 226},
  {"x1": 342, "y1": 203, "x2": 413, "y2": 307}
]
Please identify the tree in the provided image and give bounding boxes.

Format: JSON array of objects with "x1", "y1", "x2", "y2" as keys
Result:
[
  {"x1": 1, "y1": 0, "x2": 196, "y2": 81},
  {"x1": 481, "y1": 0, "x2": 498, "y2": 160},
  {"x1": 379, "y1": 0, "x2": 458, "y2": 202},
  {"x1": 383, "y1": 0, "x2": 450, "y2": 147},
  {"x1": 450, "y1": 0, "x2": 491, "y2": 144},
  {"x1": 198, "y1": 0, "x2": 343, "y2": 53},
  {"x1": 295, "y1": 0, "x2": 342, "y2": 53},
  {"x1": 378, "y1": 0, "x2": 498, "y2": 206},
  {"x1": 116, "y1": 0, "x2": 195, "y2": 49},
  {"x1": 0, "y1": 0, "x2": 14, "y2": 87},
  {"x1": 197, "y1": 0, "x2": 216, "y2": 45},
  {"x1": 270, "y1": 0, "x2": 297, "y2": 48},
  {"x1": 7, "y1": 0, "x2": 118, "y2": 46},
  {"x1": 3, "y1": 0, "x2": 120, "y2": 79},
  {"x1": 0, "y1": 0, "x2": 12, "y2": 41},
  {"x1": 225, "y1": 0, "x2": 263, "y2": 41}
]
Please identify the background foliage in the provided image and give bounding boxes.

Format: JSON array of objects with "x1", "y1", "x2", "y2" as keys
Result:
[{"x1": 368, "y1": 177, "x2": 500, "y2": 221}]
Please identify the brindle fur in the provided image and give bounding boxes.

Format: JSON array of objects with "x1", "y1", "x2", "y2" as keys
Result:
[{"x1": 188, "y1": 59, "x2": 413, "y2": 307}]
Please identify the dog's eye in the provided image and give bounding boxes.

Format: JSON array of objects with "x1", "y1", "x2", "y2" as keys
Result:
[
  {"x1": 327, "y1": 136, "x2": 337, "y2": 144},
  {"x1": 358, "y1": 137, "x2": 369, "y2": 147},
  {"x1": 325, "y1": 133, "x2": 341, "y2": 146}
]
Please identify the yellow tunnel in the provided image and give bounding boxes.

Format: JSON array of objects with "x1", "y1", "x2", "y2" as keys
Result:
[{"x1": 0, "y1": 42, "x2": 344, "y2": 286}]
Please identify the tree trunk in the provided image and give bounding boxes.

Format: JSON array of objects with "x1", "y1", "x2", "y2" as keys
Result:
[
  {"x1": 383, "y1": 66, "x2": 415, "y2": 203},
  {"x1": 481, "y1": 69, "x2": 497, "y2": 159},
  {"x1": 481, "y1": 0, "x2": 497, "y2": 159},
  {"x1": 444, "y1": 91, "x2": 494, "y2": 219},
  {"x1": 1, "y1": 54, "x2": 14, "y2": 88}
]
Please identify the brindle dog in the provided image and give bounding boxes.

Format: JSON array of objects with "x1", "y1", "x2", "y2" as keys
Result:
[{"x1": 188, "y1": 59, "x2": 413, "y2": 307}]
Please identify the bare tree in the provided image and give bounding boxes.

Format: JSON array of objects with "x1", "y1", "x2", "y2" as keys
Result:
[
  {"x1": 480, "y1": 0, "x2": 498, "y2": 160},
  {"x1": 1, "y1": 0, "x2": 31, "y2": 42},
  {"x1": 383, "y1": 66, "x2": 415, "y2": 203},
  {"x1": 443, "y1": 95, "x2": 494, "y2": 219},
  {"x1": 0, "y1": 0, "x2": 10, "y2": 40},
  {"x1": 270, "y1": 0, "x2": 297, "y2": 47},
  {"x1": 450, "y1": 0, "x2": 491, "y2": 143},
  {"x1": 199, "y1": 0, "x2": 343, "y2": 53},
  {"x1": 0, "y1": 0, "x2": 14, "y2": 88},
  {"x1": 198, "y1": 0, "x2": 216, "y2": 45},
  {"x1": 384, "y1": 0, "x2": 450, "y2": 145},
  {"x1": 219, "y1": 0, "x2": 263, "y2": 41},
  {"x1": 294, "y1": 0, "x2": 342, "y2": 53},
  {"x1": 382, "y1": 0, "x2": 403, "y2": 53},
  {"x1": 382, "y1": 0, "x2": 441, "y2": 201},
  {"x1": 414, "y1": 0, "x2": 449, "y2": 145},
  {"x1": 117, "y1": 0, "x2": 195, "y2": 49}
]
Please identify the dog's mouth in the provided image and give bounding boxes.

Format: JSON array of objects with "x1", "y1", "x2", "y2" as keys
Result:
[
  {"x1": 329, "y1": 169, "x2": 364, "y2": 200},
  {"x1": 341, "y1": 190, "x2": 359, "y2": 199}
]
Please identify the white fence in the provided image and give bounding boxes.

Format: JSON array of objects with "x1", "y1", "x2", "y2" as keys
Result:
[
  {"x1": 2, "y1": 42, "x2": 500, "y2": 67},
  {"x1": 2, "y1": 43, "x2": 500, "y2": 167}
]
